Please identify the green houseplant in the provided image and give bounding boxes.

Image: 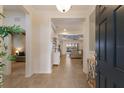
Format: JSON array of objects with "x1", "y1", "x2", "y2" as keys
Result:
[{"x1": 0, "y1": 13, "x2": 23, "y2": 87}]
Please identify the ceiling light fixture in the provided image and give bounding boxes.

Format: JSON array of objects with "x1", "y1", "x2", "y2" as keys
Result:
[
  {"x1": 61, "y1": 32, "x2": 68, "y2": 35},
  {"x1": 64, "y1": 29, "x2": 67, "y2": 31},
  {"x1": 56, "y1": 4, "x2": 71, "y2": 13}
]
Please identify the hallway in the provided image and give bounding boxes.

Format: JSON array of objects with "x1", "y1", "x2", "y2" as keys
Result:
[{"x1": 3, "y1": 55, "x2": 89, "y2": 88}]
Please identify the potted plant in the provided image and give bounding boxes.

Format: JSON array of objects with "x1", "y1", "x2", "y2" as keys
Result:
[{"x1": 0, "y1": 13, "x2": 23, "y2": 87}]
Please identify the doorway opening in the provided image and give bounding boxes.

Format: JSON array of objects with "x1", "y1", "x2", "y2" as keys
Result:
[
  {"x1": 3, "y1": 5, "x2": 29, "y2": 77},
  {"x1": 51, "y1": 18, "x2": 84, "y2": 66}
]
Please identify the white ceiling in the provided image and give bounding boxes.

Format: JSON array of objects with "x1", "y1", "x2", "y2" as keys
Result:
[
  {"x1": 3, "y1": 5, "x2": 26, "y2": 13},
  {"x1": 32, "y1": 5, "x2": 95, "y2": 13},
  {"x1": 3, "y1": 5, "x2": 95, "y2": 13},
  {"x1": 51, "y1": 18, "x2": 85, "y2": 34}
]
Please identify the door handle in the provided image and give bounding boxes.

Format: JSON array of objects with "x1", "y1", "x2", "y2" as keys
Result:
[
  {"x1": 95, "y1": 72, "x2": 97, "y2": 76},
  {"x1": 94, "y1": 53, "x2": 98, "y2": 66}
]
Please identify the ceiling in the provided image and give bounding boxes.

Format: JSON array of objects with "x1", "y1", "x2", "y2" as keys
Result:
[
  {"x1": 51, "y1": 18, "x2": 85, "y2": 34},
  {"x1": 3, "y1": 5, "x2": 95, "y2": 14},
  {"x1": 3, "y1": 5, "x2": 25, "y2": 13},
  {"x1": 32, "y1": 5, "x2": 95, "y2": 12}
]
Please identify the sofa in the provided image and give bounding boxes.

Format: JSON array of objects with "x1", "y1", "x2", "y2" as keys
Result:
[{"x1": 16, "y1": 51, "x2": 25, "y2": 62}]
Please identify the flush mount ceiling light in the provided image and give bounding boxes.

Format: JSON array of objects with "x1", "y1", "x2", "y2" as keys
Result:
[
  {"x1": 64, "y1": 28, "x2": 67, "y2": 31},
  {"x1": 56, "y1": 4, "x2": 71, "y2": 13},
  {"x1": 61, "y1": 32, "x2": 68, "y2": 35}
]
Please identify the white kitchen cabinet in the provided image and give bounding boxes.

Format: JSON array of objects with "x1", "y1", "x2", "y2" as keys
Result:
[{"x1": 53, "y1": 51, "x2": 60, "y2": 65}]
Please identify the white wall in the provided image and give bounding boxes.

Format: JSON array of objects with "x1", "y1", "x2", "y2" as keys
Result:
[
  {"x1": 39, "y1": 17, "x2": 53, "y2": 73},
  {"x1": 51, "y1": 26, "x2": 59, "y2": 67},
  {"x1": 23, "y1": 6, "x2": 54, "y2": 75},
  {"x1": 83, "y1": 7, "x2": 96, "y2": 74},
  {"x1": 82, "y1": 18, "x2": 90, "y2": 73},
  {"x1": 23, "y1": 6, "x2": 37, "y2": 77},
  {"x1": 3, "y1": 11, "x2": 25, "y2": 29},
  {"x1": 89, "y1": 10, "x2": 95, "y2": 51}
]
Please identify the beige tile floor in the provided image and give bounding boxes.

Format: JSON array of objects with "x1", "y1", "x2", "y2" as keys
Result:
[{"x1": 3, "y1": 55, "x2": 90, "y2": 88}]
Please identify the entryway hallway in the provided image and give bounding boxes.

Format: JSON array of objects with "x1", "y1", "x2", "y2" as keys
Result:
[{"x1": 3, "y1": 55, "x2": 89, "y2": 88}]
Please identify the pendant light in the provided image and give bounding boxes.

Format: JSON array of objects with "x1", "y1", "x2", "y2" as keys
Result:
[{"x1": 56, "y1": 4, "x2": 71, "y2": 13}]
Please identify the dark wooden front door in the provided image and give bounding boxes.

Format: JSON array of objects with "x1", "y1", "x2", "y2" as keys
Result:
[{"x1": 96, "y1": 5, "x2": 124, "y2": 88}]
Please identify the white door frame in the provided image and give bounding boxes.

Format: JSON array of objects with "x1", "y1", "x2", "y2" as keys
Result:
[{"x1": 25, "y1": 13, "x2": 33, "y2": 77}]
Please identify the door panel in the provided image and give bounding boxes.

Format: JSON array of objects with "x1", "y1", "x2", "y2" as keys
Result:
[
  {"x1": 99, "y1": 73, "x2": 106, "y2": 88},
  {"x1": 99, "y1": 18, "x2": 107, "y2": 61},
  {"x1": 96, "y1": 5, "x2": 110, "y2": 88},
  {"x1": 96, "y1": 5, "x2": 124, "y2": 88},
  {"x1": 114, "y1": 6, "x2": 124, "y2": 70}
]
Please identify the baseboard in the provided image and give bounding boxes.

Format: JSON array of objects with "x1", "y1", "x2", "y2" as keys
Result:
[
  {"x1": 53, "y1": 64, "x2": 59, "y2": 66},
  {"x1": 25, "y1": 72, "x2": 33, "y2": 77},
  {"x1": 34, "y1": 69, "x2": 52, "y2": 74}
]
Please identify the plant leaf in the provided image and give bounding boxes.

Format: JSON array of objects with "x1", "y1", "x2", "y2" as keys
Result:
[
  {"x1": 0, "y1": 13, "x2": 5, "y2": 18},
  {"x1": 0, "y1": 51, "x2": 7, "y2": 58},
  {"x1": 0, "y1": 25, "x2": 23, "y2": 38},
  {"x1": 7, "y1": 55, "x2": 16, "y2": 61}
]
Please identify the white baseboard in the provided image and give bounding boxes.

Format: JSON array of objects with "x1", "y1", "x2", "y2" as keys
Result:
[{"x1": 83, "y1": 61, "x2": 88, "y2": 74}]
